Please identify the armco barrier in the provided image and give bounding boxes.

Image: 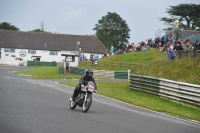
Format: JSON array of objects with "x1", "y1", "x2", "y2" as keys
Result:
[
  {"x1": 92, "y1": 70, "x2": 115, "y2": 79},
  {"x1": 69, "y1": 67, "x2": 129, "y2": 79},
  {"x1": 115, "y1": 72, "x2": 128, "y2": 79},
  {"x1": 70, "y1": 67, "x2": 85, "y2": 75},
  {"x1": 129, "y1": 74, "x2": 200, "y2": 107},
  {"x1": 27, "y1": 61, "x2": 57, "y2": 66}
]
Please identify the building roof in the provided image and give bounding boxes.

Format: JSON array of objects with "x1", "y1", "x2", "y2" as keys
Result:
[
  {"x1": 0, "y1": 30, "x2": 107, "y2": 54},
  {"x1": 166, "y1": 30, "x2": 200, "y2": 39}
]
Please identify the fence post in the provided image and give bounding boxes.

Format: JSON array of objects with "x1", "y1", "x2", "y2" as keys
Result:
[
  {"x1": 165, "y1": 51, "x2": 170, "y2": 61},
  {"x1": 128, "y1": 69, "x2": 131, "y2": 82}
]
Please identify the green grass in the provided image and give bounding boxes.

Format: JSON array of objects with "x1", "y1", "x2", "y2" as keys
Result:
[
  {"x1": 14, "y1": 66, "x2": 81, "y2": 79},
  {"x1": 100, "y1": 48, "x2": 165, "y2": 63},
  {"x1": 61, "y1": 81, "x2": 200, "y2": 121}
]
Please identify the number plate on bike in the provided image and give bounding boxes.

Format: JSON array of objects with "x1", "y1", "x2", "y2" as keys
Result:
[{"x1": 88, "y1": 86, "x2": 94, "y2": 92}]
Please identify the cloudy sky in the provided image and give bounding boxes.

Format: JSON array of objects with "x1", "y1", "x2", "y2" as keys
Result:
[{"x1": 0, "y1": 0, "x2": 199, "y2": 43}]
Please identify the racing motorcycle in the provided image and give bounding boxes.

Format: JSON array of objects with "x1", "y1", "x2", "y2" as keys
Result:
[{"x1": 70, "y1": 81, "x2": 96, "y2": 113}]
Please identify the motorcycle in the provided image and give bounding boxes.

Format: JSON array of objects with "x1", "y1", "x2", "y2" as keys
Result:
[{"x1": 70, "y1": 81, "x2": 96, "y2": 113}]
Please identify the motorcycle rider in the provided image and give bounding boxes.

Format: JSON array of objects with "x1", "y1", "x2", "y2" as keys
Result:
[{"x1": 70, "y1": 69, "x2": 97, "y2": 102}]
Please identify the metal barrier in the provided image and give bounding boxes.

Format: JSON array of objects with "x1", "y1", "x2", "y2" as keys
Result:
[
  {"x1": 129, "y1": 74, "x2": 200, "y2": 107},
  {"x1": 69, "y1": 67, "x2": 129, "y2": 79},
  {"x1": 166, "y1": 50, "x2": 200, "y2": 60},
  {"x1": 115, "y1": 71, "x2": 129, "y2": 79},
  {"x1": 81, "y1": 61, "x2": 138, "y2": 70},
  {"x1": 70, "y1": 67, "x2": 85, "y2": 75},
  {"x1": 27, "y1": 61, "x2": 57, "y2": 66}
]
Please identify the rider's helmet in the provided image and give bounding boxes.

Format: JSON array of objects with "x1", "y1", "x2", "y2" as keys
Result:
[{"x1": 86, "y1": 69, "x2": 93, "y2": 78}]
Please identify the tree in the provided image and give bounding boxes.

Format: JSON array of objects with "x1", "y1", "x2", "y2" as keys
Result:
[
  {"x1": 30, "y1": 21, "x2": 46, "y2": 32},
  {"x1": 31, "y1": 29, "x2": 45, "y2": 32},
  {"x1": 93, "y1": 12, "x2": 131, "y2": 48},
  {"x1": 40, "y1": 21, "x2": 46, "y2": 31},
  {"x1": 159, "y1": 4, "x2": 200, "y2": 32},
  {"x1": 0, "y1": 22, "x2": 20, "y2": 31}
]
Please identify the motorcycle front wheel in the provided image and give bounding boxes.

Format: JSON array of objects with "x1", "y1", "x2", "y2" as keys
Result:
[{"x1": 82, "y1": 94, "x2": 92, "y2": 113}]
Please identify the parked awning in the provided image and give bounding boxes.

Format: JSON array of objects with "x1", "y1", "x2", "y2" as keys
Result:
[{"x1": 61, "y1": 54, "x2": 78, "y2": 57}]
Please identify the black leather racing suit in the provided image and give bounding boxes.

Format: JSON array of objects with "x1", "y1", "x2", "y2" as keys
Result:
[{"x1": 72, "y1": 75, "x2": 97, "y2": 99}]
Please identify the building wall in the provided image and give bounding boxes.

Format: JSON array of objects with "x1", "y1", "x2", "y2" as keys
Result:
[
  {"x1": 0, "y1": 48, "x2": 80, "y2": 66},
  {"x1": 0, "y1": 48, "x2": 104, "y2": 66}
]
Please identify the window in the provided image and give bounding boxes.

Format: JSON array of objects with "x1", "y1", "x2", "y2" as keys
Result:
[
  {"x1": 4, "y1": 48, "x2": 10, "y2": 52},
  {"x1": 50, "y1": 51, "x2": 57, "y2": 55},
  {"x1": 28, "y1": 49, "x2": 36, "y2": 54},
  {"x1": 66, "y1": 56, "x2": 72, "y2": 61},
  {"x1": 10, "y1": 48, "x2": 15, "y2": 53},
  {"x1": 4, "y1": 48, "x2": 15, "y2": 53}
]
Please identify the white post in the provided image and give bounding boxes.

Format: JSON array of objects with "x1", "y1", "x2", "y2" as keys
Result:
[
  {"x1": 63, "y1": 61, "x2": 66, "y2": 74},
  {"x1": 128, "y1": 69, "x2": 131, "y2": 82}
]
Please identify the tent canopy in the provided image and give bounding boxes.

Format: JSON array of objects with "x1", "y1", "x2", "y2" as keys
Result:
[{"x1": 183, "y1": 35, "x2": 200, "y2": 43}]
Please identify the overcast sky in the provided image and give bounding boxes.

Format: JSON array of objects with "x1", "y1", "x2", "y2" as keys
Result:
[{"x1": 0, "y1": 0, "x2": 200, "y2": 43}]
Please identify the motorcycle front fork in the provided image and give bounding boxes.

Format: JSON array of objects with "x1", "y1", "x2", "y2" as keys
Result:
[{"x1": 84, "y1": 92, "x2": 88, "y2": 103}]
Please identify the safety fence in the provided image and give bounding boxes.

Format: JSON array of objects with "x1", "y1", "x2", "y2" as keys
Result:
[
  {"x1": 69, "y1": 67, "x2": 129, "y2": 79},
  {"x1": 80, "y1": 61, "x2": 139, "y2": 70},
  {"x1": 129, "y1": 74, "x2": 200, "y2": 107},
  {"x1": 165, "y1": 50, "x2": 200, "y2": 61},
  {"x1": 27, "y1": 61, "x2": 57, "y2": 66}
]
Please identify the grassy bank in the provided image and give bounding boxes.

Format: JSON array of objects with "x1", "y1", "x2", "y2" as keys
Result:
[{"x1": 79, "y1": 48, "x2": 200, "y2": 85}]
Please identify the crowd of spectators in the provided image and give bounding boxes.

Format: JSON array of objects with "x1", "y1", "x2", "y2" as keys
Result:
[
  {"x1": 102, "y1": 33, "x2": 200, "y2": 61},
  {"x1": 103, "y1": 40, "x2": 152, "y2": 57},
  {"x1": 155, "y1": 34, "x2": 200, "y2": 60}
]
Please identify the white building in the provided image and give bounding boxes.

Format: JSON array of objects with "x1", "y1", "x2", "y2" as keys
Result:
[{"x1": 0, "y1": 30, "x2": 107, "y2": 66}]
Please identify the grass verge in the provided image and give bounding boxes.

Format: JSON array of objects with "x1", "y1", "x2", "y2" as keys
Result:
[{"x1": 14, "y1": 66, "x2": 81, "y2": 79}]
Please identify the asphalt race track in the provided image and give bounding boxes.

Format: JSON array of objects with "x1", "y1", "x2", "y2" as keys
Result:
[{"x1": 0, "y1": 66, "x2": 200, "y2": 133}]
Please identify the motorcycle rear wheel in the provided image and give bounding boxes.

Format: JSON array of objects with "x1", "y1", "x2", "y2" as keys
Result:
[{"x1": 70, "y1": 100, "x2": 77, "y2": 109}]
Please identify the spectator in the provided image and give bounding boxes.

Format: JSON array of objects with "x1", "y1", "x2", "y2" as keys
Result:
[
  {"x1": 122, "y1": 44, "x2": 126, "y2": 53},
  {"x1": 93, "y1": 54, "x2": 96, "y2": 61},
  {"x1": 168, "y1": 45, "x2": 175, "y2": 60},
  {"x1": 194, "y1": 40, "x2": 200, "y2": 51},
  {"x1": 90, "y1": 54, "x2": 94, "y2": 62},
  {"x1": 110, "y1": 45, "x2": 114, "y2": 54},
  {"x1": 173, "y1": 41, "x2": 183, "y2": 59},
  {"x1": 183, "y1": 39, "x2": 193, "y2": 51},
  {"x1": 180, "y1": 40, "x2": 185, "y2": 47},
  {"x1": 79, "y1": 51, "x2": 84, "y2": 62},
  {"x1": 95, "y1": 54, "x2": 99, "y2": 60},
  {"x1": 103, "y1": 50, "x2": 109, "y2": 57},
  {"x1": 83, "y1": 56, "x2": 88, "y2": 62},
  {"x1": 194, "y1": 40, "x2": 200, "y2": 58},
  {"x1": 183, "y1": 39, "x2": 193, "y2": 58},
  {"x1": 131, "y1": 43, "x2": 135, "y2": 50}
]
